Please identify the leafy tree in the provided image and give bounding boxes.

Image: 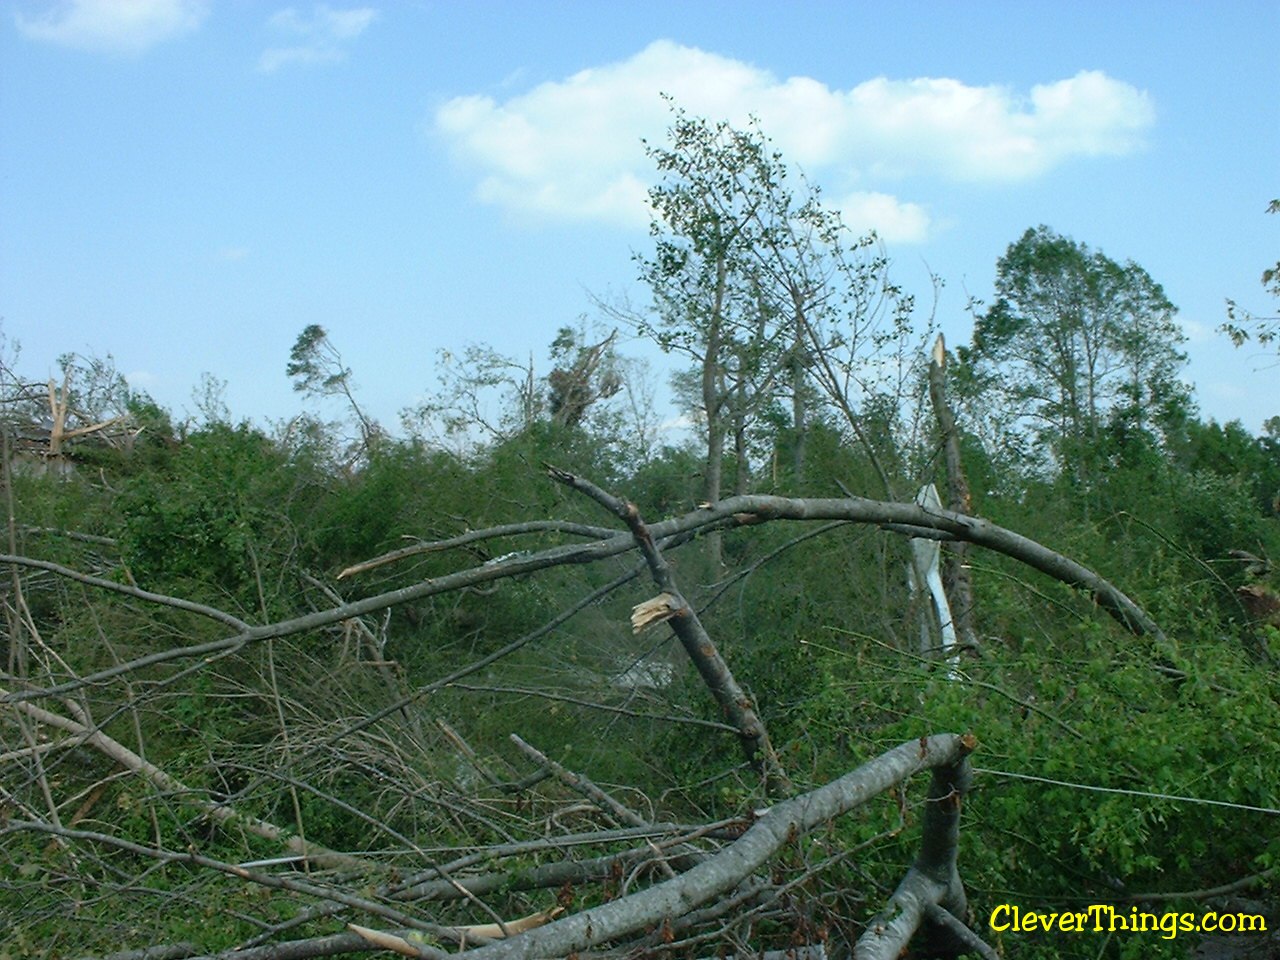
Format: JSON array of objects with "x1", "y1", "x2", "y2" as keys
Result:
[
  {"x1": 406, "y1": 341, "x2": 543, "y2": 448},
  {"x1": 1223, "y1": 198, "x2": 1280, "y2": 358},
  {"x1": 960, "y1": 226, "x2": 1191, "y2": 484},
  {"x1": 626, "y1": 105, "x2": 922, "y2": 538},
  {"x1": 286, "y1": 324, "x2": 379, "y2": 456},
  {"x1": 1174, "y1": 417, "x2": 1280, "y2": 519},
  {"x1": 115, "y1": 421, "x2": 309, "y2": 615},
  {"x1": 404, "y1": 322, "x2": 649, "y2": 472},
  {"x1": 632, "y1": 107, "x2": 794, "y2": 527}
]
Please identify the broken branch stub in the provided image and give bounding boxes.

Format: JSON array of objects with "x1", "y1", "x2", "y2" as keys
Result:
[
  {"x1": 548, "y1": 465, "x2": 790, "y2": 793},
  {"x1": 631, "y1": 592, "x2": 680, "y2": 633}
]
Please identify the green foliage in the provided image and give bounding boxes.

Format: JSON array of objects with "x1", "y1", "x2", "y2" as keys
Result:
[
  {"x1": 1222, "y1": 198, "x2": 1280, "y2": 354},
  {"x1": 8, "y1": 391, "x2": 1280, "y2": 959},
  {"x1": 961, "y1": 225, "x2": 1191, "y2": 483},
  {"x1": 286, "y1": 324, "x2": 349, "y2": 397},
  {"x1": 286, "y1": 324, "x2": 378, "y2": 457},
  {"x1": 635, "y1": 103, "x2": 923, "y2": 507},
  {"x1": 310, "y1": 438, "x2": 465, "y2": 566},
  {"x1": 5, "y1": 204, "x2": 1280, "y2": 960},
  {"x1": 114, "y1": 421, "x2": 310, "y2": 615},
  {"x1": 626, "y1": 443, "x2": 704, "y2": 516},
  {"x1": 1173, "y1": 417, "x2": 1280, "y2": 517}
]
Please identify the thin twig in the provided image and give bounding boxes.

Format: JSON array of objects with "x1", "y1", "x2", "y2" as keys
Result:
[
  {"x1": 337, "y1": 521, "x2": 617, "y2": 580},
  {"x1": 448, "y1": 684, "x2": 737, "y2": 733}
]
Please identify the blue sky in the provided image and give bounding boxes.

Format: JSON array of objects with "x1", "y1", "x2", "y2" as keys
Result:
[{"x1": 1, "y1": 0, "x2": 1276, "y2": 437}]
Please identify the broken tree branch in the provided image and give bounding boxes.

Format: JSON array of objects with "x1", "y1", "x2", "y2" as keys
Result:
[
  {"x1": 855, "y1": 735, "x2": 989, "y2": 959},
  {"x1": 2, "y1": 691, "x2": 370, "y2": 872},
  {"x1": 546, "y1": 464, "x2": 791, "y2": 794},
  {"x1": 4, "y1": 488, "x2": 1166, "y2": 705},
  {"x1": 336, "y1": 520, "x2": 617, "y2": 580},
  {"x1": 354, "y1": 733, "x2": 976, "y2": 960}
]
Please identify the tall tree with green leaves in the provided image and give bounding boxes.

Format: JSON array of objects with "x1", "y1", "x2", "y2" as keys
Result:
[
  {"x1": 628, "y1": 105, "x2": 921, "y2": 538},
  {"x1": 960, "y1": 226, "x2": 1190, "y2": 483},
  {"x1": 633, "y1": 107, "x2": 793, "y2": 535}
]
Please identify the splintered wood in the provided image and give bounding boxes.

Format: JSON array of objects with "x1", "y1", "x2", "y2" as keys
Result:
[{"x1": 631, "y1": 592, "x2": 679, "y2": 633}]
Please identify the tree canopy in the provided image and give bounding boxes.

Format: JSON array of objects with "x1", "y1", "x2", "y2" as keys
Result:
[{"x1": 959, "y1": 225, "x2": 1192, "y2": 483}]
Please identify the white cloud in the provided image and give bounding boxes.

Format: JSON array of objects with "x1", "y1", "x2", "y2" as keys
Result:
[
  {"x1": 259, "y1": 44, "x2": 342, "y2": 72},
  {"x1": 259, "y1": 4, "x2": 376, "y2": 73},
  {"x1": 216, "y1": 245, "x2": 250, "y2": 262},
  {"x1": 15, "y1": 0, "x2": 208, "y2": 55},
  {"x1": 833, "y1": 192, "x2": 931, "y2": 245},
  {"x1": 435, "y1": 40, "x2": 1154, "y2": 240}
]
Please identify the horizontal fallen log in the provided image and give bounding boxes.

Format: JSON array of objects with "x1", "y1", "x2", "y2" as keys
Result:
[
  {"x1": 3, "y1": 488, "x2": 1165, "y2": 704},
  {"x1": 356, "y1": 733, "x2": 978, "y2": 960}
]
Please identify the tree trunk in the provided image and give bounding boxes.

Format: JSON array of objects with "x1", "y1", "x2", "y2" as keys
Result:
[
  {"x1": 733, "y1": 362, "x2": 749, "y2": 497},
  {"x1": 702, "y1": 260, "x2": 728, "y2": 568},
  {"x1": 926, "y1": 337, "x2": 978, "y2": 651},
  {"x1": 791, "y1": 307, "x2": 807, "y2": 483}
]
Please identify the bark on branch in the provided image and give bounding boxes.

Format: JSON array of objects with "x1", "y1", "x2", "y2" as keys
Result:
[
  {"x1": 855, "y1": 736, "x2": 996, "y2": 959},
  {"x1": 546, "y1": 465, "x2": 791, "y2": 793},
  {"x1": 355, "y1": 734, "x2": 977, "y2": 960},
  {"x1": 336, "y1": 521, "x2": 616, "y2": 580},
  {"x1": 4, "y1": 487, "x2": 1166, "y2": 704}
]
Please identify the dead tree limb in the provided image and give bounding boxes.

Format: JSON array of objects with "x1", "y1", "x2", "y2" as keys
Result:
[
  {"x1": 17, "y1": 525, "x2": 119, "y2": 546},
  {"x1": 511, "y1": 734, "x2": 651, "y2": 830},
  {"x1": 855, "y1": 737, "x2": 993, "y2": 959},
  {"x1": 511, "y1": 733, "x2": 689, "y2": 881},
  {"x1": 6, "y1": 819, "x2": 445, "y2": 936},
  {"x1": 336, "y1": 520, "x2": 616, "y2": 580},
  {"x1": 389, "y1": 819, "x2": 743, "y2": 897},
  {"x1": 546, "y1": 464, "x2": 791, "y2": 794},
  {"x1": 0, "y1": 553, "x2": 251, "y2": 632},
  {"x1": 2, "y1": 691, "x2": 370, "y2": 872},
  {"x1": 80, "y1": 946, "x2": 199, "y2": 960},
  {"x1": 700, "y1": 496, "x2": 1168, "y2": 642},
  {"x1": 353, "y1": 733, "x2": 977, "y2": 960},
  {"x1": 3, "y1": 489, "x2": 1167, "y2": 705},
  {"x1": 81, "y1": 930, "x2": 419, "y2": 960}
]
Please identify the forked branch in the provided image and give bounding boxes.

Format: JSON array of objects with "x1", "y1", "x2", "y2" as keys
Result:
[{"x1": 342, "y1": 734, "x2": 978, "y2": 960}]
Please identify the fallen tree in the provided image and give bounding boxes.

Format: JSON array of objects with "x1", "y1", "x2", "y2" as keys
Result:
[
  {"x1": 2, "y1": 467, "x2": 1180, "y2": 959},
  {"x1": 2, "y1": 476, "x2": 1169, "y2": 707}
]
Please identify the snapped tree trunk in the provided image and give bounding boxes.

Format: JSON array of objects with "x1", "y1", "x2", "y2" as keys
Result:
[{"x1": 926, "y1": 336, "x2": 978, "y2": 651}]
